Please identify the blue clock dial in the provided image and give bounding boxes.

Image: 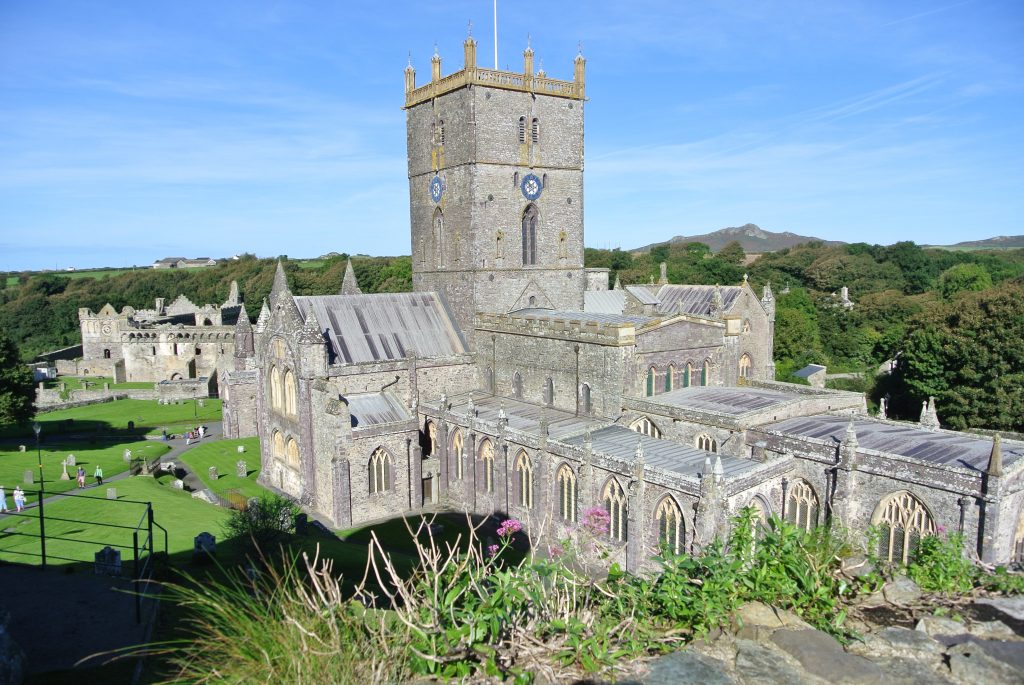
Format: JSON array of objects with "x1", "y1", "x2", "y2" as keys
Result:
[
  {"x1": 520, "y1": 173, "x2": 542, "y2": 200},
  {"x1": 429, "y1": 175, "x2": 444, "y2": 203}
]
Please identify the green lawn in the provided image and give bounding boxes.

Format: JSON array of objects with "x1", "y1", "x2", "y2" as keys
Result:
[
  {"x1": 1, "y1": 398, "x2": 223, "y2": 439},
  {"x1": 4, "y1": 276, "x2": 17, "y2": 287},
  {"x1": 0, "y1": 475, "x2": 230, "y2": 567},
  {"x1": 0, "y1": 440, "x2": 171, "y2": 506},
  {"x1": 178, "y1": 438, "x2": 263, "y2": 501}
]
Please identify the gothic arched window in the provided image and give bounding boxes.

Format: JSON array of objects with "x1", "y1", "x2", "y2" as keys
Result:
[
  {"x1": 432, "y1": 207, "x2": 444, "y2": 265},
  {"x1": 872, "y1": 491, "x2": 935, "y2": 565},
  {"x1": 518, "y1": 116, "x2": 526, "y2": 143},
  {"x1": 556, "y1": 464, "x2": 577, "y2": 522},
  {"x1": 666, "y1": 364, "x2": 674, "y2": 392},
  {"x1": 685, "y1": 362, "x2": 693, "y2": 388},
  {"x1": 286, "y1": 437, "x2": 300, "y2": 469},
  {"x1": 272, "y1": 431, "x2": 285, "y2": 461},
  {"x1": 785, "y1": 479, "x2": 820, "y2": 532},
  {"x1": 515, "y1": 450, "x2": 533, "y2": 509},
  {"x1": 656, "y1": 496, "x2": 684, "y2": 555},
  {"x1": 739, "y1": 354, "x2": 752, "y2": 379},
  {"x1": 702, "y1": 359, "x2": 710, "y2": 386},
  {"x1": 269, "y1": 366, "x2": 282, "y2": 412},
  {"x1": 630, "y1": 417, "x2": 661, "y2": 438},
  {"x1": 544, "y1": 377, "x2": 554, "y2": 406},
  {"x1": 531, "y1": 117, "x2": 540, "y2": 143},
  {"x1": 512, "y1": 371, "x2": 524, "y2": 399},
  {"x1": 522, "y1": 204, "x2": 538, "y2": 266},
  {"x1": 603, "y1": 479, "x2": 628, "y2": 542},
  {"x1": 451, "y1": 429, "x2": 464, "y2": 480},
  {"x1": 283, "y1": 369, "x2": 297, "y2": 417},
  {"x1": 696, "y1": 434, "x2": 717, "y2": 453},
  {"x1": 369, "y1": 448, "x2": 392, "y2": 495},
  {"x1": 646, "y1": 367, "x2": 656, "y2": 396},
  {"x1": 580, "y1": 383, "x2": 592, "y2": 415},
  {"x1": 479, "y1": 439, "x2": 494, "y2": 494}
]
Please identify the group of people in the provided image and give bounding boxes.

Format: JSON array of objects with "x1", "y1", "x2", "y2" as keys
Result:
[
  {"x1": 0, "y1": 485, "x2": 26, "y2": 513},
  {"x1": 75, "y1": 465, "x2": 103, "y2": 488},
  {"x1": 184, "y1": 425, "x2": 206, "y2": 446}
]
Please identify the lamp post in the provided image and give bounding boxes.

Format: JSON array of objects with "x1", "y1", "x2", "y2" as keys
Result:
[{"x1": 33, "y1": 422, "x2": 47, "y2": 568}]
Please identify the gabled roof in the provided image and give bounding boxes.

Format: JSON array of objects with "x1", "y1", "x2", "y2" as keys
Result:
[
  {"x1": 656, "y1": 285, "x2": 741, "y2": 316},
  {"x1": 346, "y1": 392, "x2": 411, "y2": 427},
  {"x1": 293, "y1": 292, "x2": 467, "y2": 364},
  {"x1": 624, "y1": 285, "x2": 660, "y2": 305},
  {"x1": 583, "y1": 290, "x2": 626, "y2": 314}
]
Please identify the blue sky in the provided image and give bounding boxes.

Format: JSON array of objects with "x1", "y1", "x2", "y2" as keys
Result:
[{"x1": 1, "y1": 1, "x2": 1021, "y2": 271}]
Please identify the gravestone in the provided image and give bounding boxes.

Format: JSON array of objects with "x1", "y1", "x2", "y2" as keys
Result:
[
  {"x1": 59, "y1": 462, "x2": 70, "y2": 481},
  {"x1": 197, "y1": 399, "x2": 205, "y2": 407},
  {"x1": 194, "y1": 532, "x2": 216, "y2": 559},
  {"x1": 295, "y1": 513, "x2": 308, "y2": 536},
  {"x1": 236, "y1": 460, "x2": 247, "y2": 478},
  {"x1": 60, "y1": 382, "x2": 67, "y2": 391},
  {"x1": 94, "y1": 546, "x2": 122, "y2": 576},
  {"x1": 66, "y1": 454, "x2": 76, "y2": 466},
  {"x1": 127, "y1": 421, "x2": 134, "y2": 430},
  {"x1": 123, "y1": 449, "x2": 132, "y2": 460},
  {"x1": 163, "y1": 461, "x2": 176, "y2": 472},
  {"x1": 106, "y1": 488, "x2": 117, "y2": 500},
  {"x1": 208, "y1": 466, "x2": 218, "y2": 480},
  {"x1": 18, "y1": 446, "x2": 25, "y2": 453},
  {"x1": 23, "y1": 470, "x2": 33, "y2": 485},
  {"x1": 103, "y1": 383, "x2": 110, "y2": 391},
  {"x1": 172, "y1": 479, "x2": 184, "y2": 490},
  {"x1": 236, "y1": 445, "x2": 245, "y2": 453}
]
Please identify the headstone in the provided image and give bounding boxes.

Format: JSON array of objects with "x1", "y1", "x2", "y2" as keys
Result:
[
  {"x1": 60, "y1": 382, "x2": 67, "y2": 391},
  {"x1": 23, "y1": 470, "x2": 33, "y2": 485},
  {"x1": 208, "y1": 466, "x2": 218, "y2": 480},
  {"x1": 236, "y1": 460, "x2": 247, "y2": 477},
  {"x1": 172, "y1": 479, "x2": 184, "y2": 490},
  {"x1": 60, "y1": 462, "x2": 70, "y2": 480},
  {"x1": 106, "y1": 488, "x2": 117, "y2": 500},
  {"x1": 123, "y1": 449, "x2": 132, "y2": 460},
  {"x1": 66, "y1": 454, "x2": 76, "y2": 466},
  {"x1": 127, "y1": 421, "x2": 134, "y2": 430},
  {"x1": 295, "y1": 513, "x2": 308, "y2": 535},
  {"x1": 18, "y1": 445, "x2": 25, "y2": 453},
  {"x1": 198, "y1": 399, "x2": 205, "y2": 407},
  {"x1": 103, "y1": 383, "x2": 110, "y2": 391},
  {"x1": 94, "y1": 546, "x2": 122, "y2": 576},
  {"x1": 193, "y1": 532, "x2": 216, "y2": 558},
  {"x1": 164, "y1": 461, "x2": 176, "y2": 472},
  {"x1": 237, "y1": 445, "x2": 245, "y2": 453}
]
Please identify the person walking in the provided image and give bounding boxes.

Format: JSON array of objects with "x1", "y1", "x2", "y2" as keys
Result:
[
  {"x1": 0, "y1": 485, "x2": 7, "y2": 513},
  {"x1": 13, "y1": 486, "x2": 25, "y2": 512},
  {"x1": 94, "y1": 465, "x2": 104, "y2": 486},
  {"x1": 77, "y1": 465, "x2": 86, "y2": 489}
]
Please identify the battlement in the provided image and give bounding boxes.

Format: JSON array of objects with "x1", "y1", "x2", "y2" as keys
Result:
[
  {"x1": 404, "y1": 37, "x2": 585, "y2": 108},
  {"x1": 475, "y1": 311, "x2": 635, "y2": 346}
]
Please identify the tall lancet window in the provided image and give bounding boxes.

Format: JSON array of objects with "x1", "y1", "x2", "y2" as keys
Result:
[{"x1": 522, "y1": 204, "x2": 538, "y2": 265}]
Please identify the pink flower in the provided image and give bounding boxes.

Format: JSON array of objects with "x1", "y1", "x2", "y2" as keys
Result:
[
  {"x1": 936, "y1": 524, "x2": 947, "y2": 534},
  {"x1": 581, "y1": 507, "x2": 611, "y2": 536},
  {"x1": 497, "y1": 519, "x2": 522, "y2": 538},
  {"x1": 486, "y1": 544, "x2": 499, "y2": 556},
  {"x1": 547, "y1": 543, "x2": 564, "y2": 558}
]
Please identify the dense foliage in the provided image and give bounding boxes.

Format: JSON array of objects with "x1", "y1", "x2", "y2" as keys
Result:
[{"x1": 0, "y1": 333, "x2": 34, "y2": 426}]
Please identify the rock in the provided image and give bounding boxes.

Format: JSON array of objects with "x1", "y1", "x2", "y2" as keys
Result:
[
  {"x1": 855, "y1": 654, "x2": 957, "y2": 685},
  {"x1": 916, "y1": 615, "x2": 969, "y2": 639},
  {"x1": 976, "y1": 597, "x2": 1024, "y2": 625},
  {"x1": 734, "y1": 639, "x2": 815, "y2": 684},
  {"x1": 640, "y1": 649, "x2": 737, "y2": 685},
  {"x1": 771, "y1": 629, "x2": 886, "y2": 684},
  {"x1": 847, "y1": 626, "x2": 944, "y2": 660},
  {"x1": 968, "y1": 620, "x2": 1019, "y2": 641},
  {"x1": 947, "y1": 641, "x2": 1023, "y2": 684},
  {"x1": 732, "y1": 601, "x2": 811, "y2": 640},
  {"x1": 882, "y1": 576, "x2": 922, "y2": 605},
  {"x1": 191, "y1": 489, "x2": 217, "y2": 504}
]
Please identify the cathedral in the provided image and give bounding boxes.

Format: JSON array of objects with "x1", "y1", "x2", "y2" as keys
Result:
[{"x1": 222, "y1": 36, "x2": 1024, "y2": 570}]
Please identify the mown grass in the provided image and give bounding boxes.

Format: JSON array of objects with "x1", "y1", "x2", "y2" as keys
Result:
[
  {"x1": 0, "y1": 398, "x2": 222, "y2": 439},
  {"x1": 0, "y1": 440, "x2": 170, "y2": 506},
  {"x1": 177, "y1": 437, "x2": 263, "y2": 500}
]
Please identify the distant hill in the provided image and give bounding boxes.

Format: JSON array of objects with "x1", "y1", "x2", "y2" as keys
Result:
[
  {"x1": 634, "y1": 224, "x2": 843, "y2": 254},
  {"x1": 927, "y1": 235, "x2": 1024, "y2": 250}
]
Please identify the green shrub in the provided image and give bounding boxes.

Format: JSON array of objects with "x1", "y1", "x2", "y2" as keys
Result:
[
  {"x1": 222, "y1": 493, "x2": 300, "y2": 551},
  {"x1": 907, "y1": 532, "x2": 977, "y2": 594}
]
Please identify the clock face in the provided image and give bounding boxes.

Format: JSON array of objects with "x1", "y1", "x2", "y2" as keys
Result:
[
  {"x1": 429, "y1": 175, "x2": 443, "y2": 203},
  {"x1": 521, "y1": 173, "x2": 542, "y2": 201}
]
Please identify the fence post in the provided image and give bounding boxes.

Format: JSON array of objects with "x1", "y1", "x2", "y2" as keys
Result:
[
  {"x1": 133, "y1": 530, "x2": 140, "y2": 623},
  {"x1": 38, "y1": 489, "x2": 47, "y2": 569}
]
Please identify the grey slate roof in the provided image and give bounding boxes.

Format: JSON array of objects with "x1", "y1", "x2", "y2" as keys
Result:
[
  {"x1": 652, "y1": 386, "x2": 802, "y2": 416},
  {"x1": 450, "y1": 394, "x2": 604, "y2": 439},
  {"x1": 794, "y1": 364, "x2": 827, "y2": 378},
  {"x1": 656, "y1": 285, "x2": 741, "y2": 316},
  {"x1": 584, "y1": 290, "x2": 626, "y2": 314},
  {"x1": 293, "y1": 292, "x2": 467, "y2": 364},
  {"x1": 563, "y1": 425, "x2": 759, "y2": 479},
  {"x1": 346, "y1": 392, "x2": 411, "y2": 428},
  {"x1": 765, "y1": 415, "x2": 1023, "y2": 472},
  {"x1": 512, "y1": 308, "x2": 654, "y2": 326},
  {"x1": 624, "y1": 285, "x2": 660, "y2": 305}
]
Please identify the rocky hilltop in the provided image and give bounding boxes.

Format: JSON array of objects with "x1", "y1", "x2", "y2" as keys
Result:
[{"x1": 634, "y1": 224, "x2": 843, "y2": 254}]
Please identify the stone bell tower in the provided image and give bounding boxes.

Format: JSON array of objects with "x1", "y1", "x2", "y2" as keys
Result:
[{"x1": 405, "y1": 32, "x2": 587, "y2": 349}]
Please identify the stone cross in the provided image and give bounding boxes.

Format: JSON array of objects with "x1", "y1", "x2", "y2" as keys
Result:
[
  {"x1": 94, "y1": 546, "x2": 122, "y2": 576},
  {"x1": 60, "y1": 462, "x2": 70, "y2": 480},
  {"x1": 236, "y1": 460, "x2": 247, "y2": 478},
  {"x1": 123, "y1": 449, "x2": 131, "y2": 461},
  {"x1": 208, "y1": 466, "x2": 218, "y2": 480}
]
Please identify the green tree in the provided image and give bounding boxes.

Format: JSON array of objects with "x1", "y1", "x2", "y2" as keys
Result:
[
  {"x1": 938, "y1": 263, "x2": 992, "y2": 300},
  {"x1": 717, "y1": 240, "x2": 746, "y2": 266},
  {"x1": 0, "y1": 333, "x2": 34, "y2": 426}
]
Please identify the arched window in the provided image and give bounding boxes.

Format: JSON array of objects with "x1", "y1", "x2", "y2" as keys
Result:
[
  {"x1": 739, "y1": 354, "x2": 752, "y2": 379},
  {"x1": 580, "y1": 383, "x2": 592, "y2": 415},
  {"x1": 479, "y1": 439, "x2": 494, "y2": 494},
  {"x1": 784, "y1": 480, "x2": 820, "y2": 532},
  {"x1": 286, "y1": 438, "x2": 300, "y2": 469},
  {"x1": 603, "y1": 479, "x2": 628, "y2": 542},
  {"x1": 269, "y1": 366, "x2": 282, "y2": 411},
  {"x1": 512, "y1": 371, "x2": 524, "y2": 399},
  {"x1": 556, "y1": 464, "x2": 577, "y2": 522},
  {"x1": 422, "y1": 421, "x2": 436, "y2": 457},
  {"x1": 369, "y1": 448, "x2": 392, "y2": 495},
  {"x1": 544, "y1": 377, "x2": 554, "y2": 406},
  {"x1": 685, "y1": 362, "x2": 693, "y2": 388},
  {"x1": 432, "y1": 207, "x2": 444, "y2": 265},
  {"x1": 103, "y1": 349, "x2": 111, "y2": 359},
  {"x1": 696, "y1": 434, "x2": 717, "y2": 453},
  {"x1": 630, "y1": 417, "x2": 661, "y2": 438},
  {"x1": 517, "y1": 116, "x2": 526, "y2": 143},
  {"x1": 522, "y1": 204, "x2": 538, "y2": 265},
  {"x1": 872, "y1": 491, "x2": 935, "y2": 565},
  {"x1": 283, "y1": 369, "x2": 297, "y2": 417},
  {"x1": 702, "y1": 359, "x2": 710, "y2": 386},
  {"x1": 484, "y1": 367, "x2": 494, "y2": 393},
  {"x1": 748, "y1": 496, "x2": 770, "y2": 539},
  {"x1": 656, "y1": 497, "x2": 684, "y2": 555},
  {"x1": 272, "y1": 431, "x2": 285, "y2": 461},
  {"x1": 531, "y1": 117, "x2": 540, "y2": 143},
  {"x1": 437, "y1": 119, "x2": 445, "y2": 145},
  {"x1": 515, "y1": 450, "x2": 533, "y2": 509},
  {"x1": 666, "y1": 364, "x2": 674, "y2": 392},
  {"x1": 646, "y1": 367, "x2": 656, "y2": 396},
  {"x1": 451, "y1": 429, "x2": 464, "y2": 480}
]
